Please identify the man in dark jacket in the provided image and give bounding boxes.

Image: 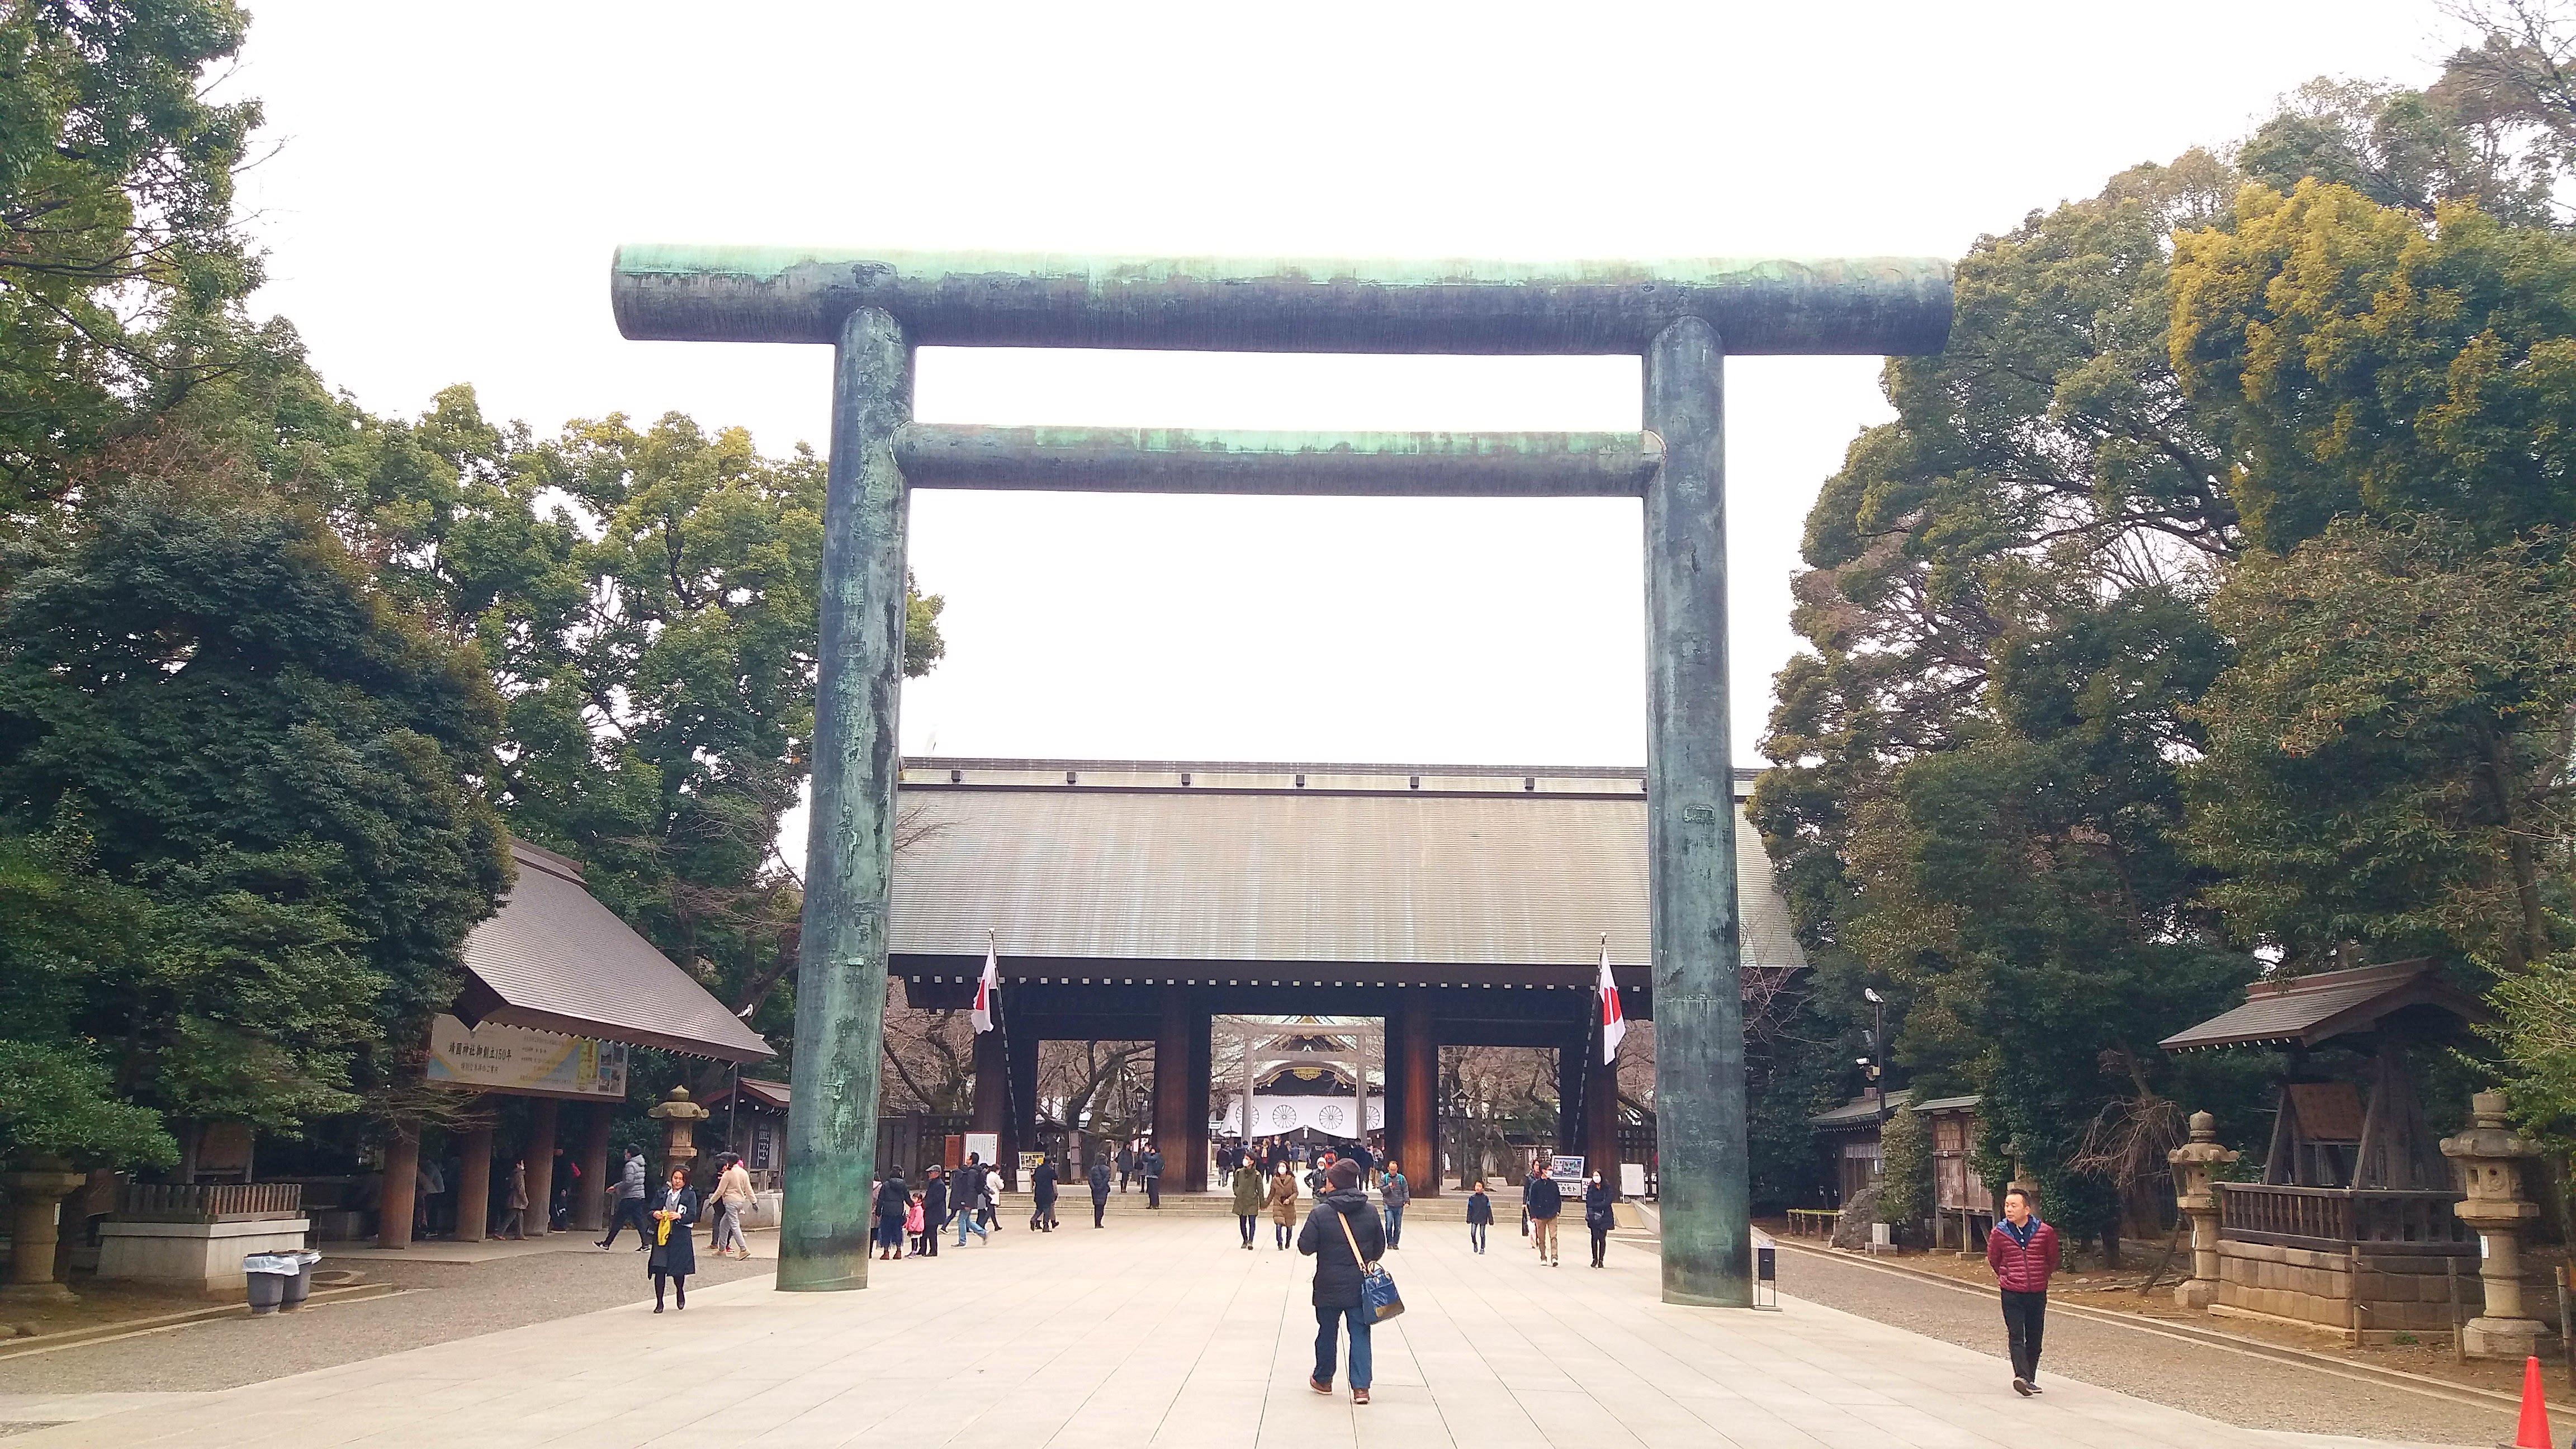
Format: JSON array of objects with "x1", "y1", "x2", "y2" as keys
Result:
[
  {"x1": 953, "y1": 1158, "x2": 989, "y2": 1246},
  {"x1": 873, "y1": 1172, "x2": 908, "y2": 1261},
  {"x1": 1088, "y1": 1156, "x2": 1112, "y2": 1227},
  {"x1": 1140, "y1": 1145, "x2": 1164, "y2": 1209},
  {"x1": 1030, "y1": 1157, "x2": 1059, "y2": 1231},
  {"x1": 1117, "y1": 1142, "x2": 1136, "y2": 1193},
  {"x1": 1297, "y1": 1158, "x2": 1388, "y2": 1404},
  {"x1": 1986, "y1": 1187, "x2": 2061, "y2": 1396},
  {"x1": 918, "y1": 1166, "x2": 948, "y2": 1257},
  {"x1": 1523, "y1": 1161, "x2": 1562, "y2": 1266}
]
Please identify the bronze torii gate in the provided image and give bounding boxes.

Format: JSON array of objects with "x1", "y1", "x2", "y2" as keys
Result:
[{"x1": 610, "y1": 248, "x2": 1950, "y2": 1306}]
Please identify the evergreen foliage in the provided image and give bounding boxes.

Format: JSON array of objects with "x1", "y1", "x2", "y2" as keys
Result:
[{"x1": 1876, "y1": 1103, "x2": 1932, "y2": 1238}]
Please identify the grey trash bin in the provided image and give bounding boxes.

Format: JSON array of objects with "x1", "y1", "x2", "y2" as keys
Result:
[
  {"x1": 243, "y1": 1253, "x2": 297, "y2": 1314},
  {"x1": 281, "y1": 1251, "x2": 321, "y2": 1309}
]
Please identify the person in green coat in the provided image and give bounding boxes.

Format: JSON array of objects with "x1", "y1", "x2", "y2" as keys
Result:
[{"x1": 1230, "y1": 1158, "x2": 1266, "y2": 1249}]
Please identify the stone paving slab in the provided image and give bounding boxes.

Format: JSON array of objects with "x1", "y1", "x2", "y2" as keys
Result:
[{"x1": 3, "y1": 1215, "x2": 2485, "y2": 1448}]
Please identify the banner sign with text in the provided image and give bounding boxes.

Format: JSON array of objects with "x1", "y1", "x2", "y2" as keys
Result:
[{"x1": 425, "y1": 1014, "x2": 627, "y2": 1100}]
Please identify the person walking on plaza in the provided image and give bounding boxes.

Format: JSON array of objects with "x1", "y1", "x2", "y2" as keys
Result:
[
  {"x1": 919, "y1": 1166, "x2": 948, "y2": 1257},
  {"x1": 1466, "y1": 1181, "x2": 1493, "y2": 1254},
  {"x1": 1088, "y1": 1154, "x2": 1112, "y2": 1227},
  {"x1": 1267, "y1": 1162, "x2": 1301, "y2": 1249},
  {"x1": 1117, "y1": 1141, "x2": 1136, "y2": 1194},
  {"x1": 1230, "y1": 1155, "x2": 1265, "y2": 1249},
  {"x1": 708, "y1": 1152, "x2": 754, "y2": 1259},
  {"x1": 1140, "y1": 1143, "x2": 1164, "y2": 1209},
  {"x1": 1030, "y1": 1156, "x2": 1059, "y2": 1231},
  {"x1": 598, "y1": 1148, "x2": 650, "y2": 1250},
  {"x1": 414, "y1": 1154, "x2": 444, "y2": 1239},
  {"x1": 647, "y1": 1166, "x2": 699, "y2": 1311},
  {"x1": 496, "y1": 1157, "x2": 530, "y2": 1240},
  {"x1": 1378, "y1": 1160, "x2": 1409, "y2": 1249},
  {"x1": 1583, "y1": 1171, "x2": 1615, "y2": 1267},
  {"x1": 905, "y1": 1189, "x2": 928, "y2": 1256},
  {"x1": 873, "y1": 1172, "x2": 909, "y2": 1262},
  {"x1": 1987, "y1": 1187, "x2": 2059, "y2": 1396},
  {"x1": 1524, "y1": 1160, "x2": 1562, "y2": 1266},
  {"x1": 1298, "y1": 1158, "x2": 1387, "y2": 1405},
  {"x1": 953, "y1": 1157, "x2": 991, "y2": 1246}
]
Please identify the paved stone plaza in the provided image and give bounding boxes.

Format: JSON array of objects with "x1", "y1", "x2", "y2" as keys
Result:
[{"x1": 2, "y1": 1216, "x2": 2482, "y2": 1448}]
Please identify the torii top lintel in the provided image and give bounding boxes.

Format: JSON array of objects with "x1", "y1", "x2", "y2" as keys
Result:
[{"x1": 610, "y1": 245, "x2": 1953, "y2": 357}]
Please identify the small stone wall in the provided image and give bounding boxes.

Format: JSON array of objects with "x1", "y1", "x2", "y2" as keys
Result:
[
  {"x1": 2213, "y1": 1239, "x2": 2469, "y2": 1342},
  {"x1": 96, "y1": 1217, "x2": 310, "y2": 1299}
]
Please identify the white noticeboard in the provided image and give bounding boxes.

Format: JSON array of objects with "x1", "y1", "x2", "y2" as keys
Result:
[
  {"x1": 1548, "y1": 1154, "x2": 1586, "y2": 1186},
  {"x1": 1621, "y1": 1163, "x2": 1646, "y2": 1197},
  {"x1": 964, "y1": 1133, "x2": 999, "y2": 1167}
]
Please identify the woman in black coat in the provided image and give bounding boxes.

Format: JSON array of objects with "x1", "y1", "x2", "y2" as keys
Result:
[
  {"x1": 1296, "y1": 1158, "x2": 1388, "y2": 1404},
  {"x1": 647, "y1": 1166, "x2": 700, "y2": 1311},
  {"x1": 874, "y1": 1173, "x2": 909, "y2": 1261},
  {"x1": 1583, "y1": 1172, "x2": 1616, "y2": 1268}
]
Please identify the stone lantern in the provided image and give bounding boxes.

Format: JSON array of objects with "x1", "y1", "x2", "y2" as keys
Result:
[
  {"x1": 648, "y1": 1086, "x2": 710, "y2": 1180},
  {"x1": 2167, "y1": 1112, "x2": 2239, "y2": 1310},
  {"x1": 1, "y1": 1158, "x2": 92, "y2": 1303},
  {"x1": 2439, "y1": 1091, "x2": 2544, "y2": 1359}
]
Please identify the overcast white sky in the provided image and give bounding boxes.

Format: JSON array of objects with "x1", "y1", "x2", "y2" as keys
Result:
[{"x1": 233, "y1": 1, "x2": 2459, "y2": 784}]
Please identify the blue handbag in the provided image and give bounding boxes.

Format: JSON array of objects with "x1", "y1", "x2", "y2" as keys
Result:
[{"x1": 1335, "y1": 1207, "x2": 1404, "y2": 1322}]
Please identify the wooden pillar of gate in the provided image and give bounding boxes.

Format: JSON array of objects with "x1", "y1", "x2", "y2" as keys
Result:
[
  {"x1": 1394, "y1": 989, "x2": 1439, "y2": 1196},
  {"x1": 972, "y1": 1024, "x2": 1008, "y2": 1178},
  {"x1": 1153, "y1": 986, "x2": 1192, "y2": 1192},
  {"x1": 1586, "y1": 1033, "x2": 1622, "y2": 1192}
]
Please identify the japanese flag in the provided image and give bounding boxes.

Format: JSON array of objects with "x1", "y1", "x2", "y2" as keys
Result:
[
  {"x1": 1598, "y1": 937, "x2": 1626, "y2": 1064},
  {"x1": 971, "y1": 936, "x2": 999, "y2": 1034}
]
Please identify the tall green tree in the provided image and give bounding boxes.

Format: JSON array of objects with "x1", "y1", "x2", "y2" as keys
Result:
[
  {"x1": 1753, "y1": 154, "x2": 2257, "y2": 1239},
  {"x1": 1, "y1": 0, "x2": 264, "y2": 505},
  {"x1": 2185, "y1": 520, "x2": 2576, "y2": 971},
  {"x1": 2171, "y1": 180, "x2": 2576, "y2": 551},
  {"x1": 0, "y1": 483, "x2": 510, "y2": 1160},
  {"x1": 343, "y1": 392, "x2": 948, "y2": 1058}
]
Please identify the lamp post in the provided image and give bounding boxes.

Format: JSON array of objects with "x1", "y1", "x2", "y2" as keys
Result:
[{"x1": 1863, "y1": 988, "x2": 1887, "y2": 1131}]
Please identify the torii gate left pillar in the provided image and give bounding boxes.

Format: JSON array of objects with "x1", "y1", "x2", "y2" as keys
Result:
[{"x1": 612, "y1": 247, "x2": 1950, "y2": 1299}]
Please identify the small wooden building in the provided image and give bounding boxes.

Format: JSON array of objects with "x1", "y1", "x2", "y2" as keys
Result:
[
  {"x1": 1809, "y1": 1090, "x2": 1989, "y2": 1245},
  {"x1": 2160, "y1": 961, "x2": 2484, "y2": 1342},
  {"x1": 699, "y1": 1077, "x2": 791, "y2": 1191}
]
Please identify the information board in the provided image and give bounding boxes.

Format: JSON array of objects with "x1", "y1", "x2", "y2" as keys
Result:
[
  {"x1": 1548, "y1": 1154, "x2": 1586, "y2": 1186},
  {"x1": 964, "y1": 1132, "x2": 998, "y2": 1167},
  {"x1": 425, "y1": 1014, "x2": 626, "y2": 1099}
]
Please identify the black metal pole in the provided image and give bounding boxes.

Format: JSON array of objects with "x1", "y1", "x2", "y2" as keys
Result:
[{"x1": 1874, "y1": 998, "x2": 1887, "y2": 1131}]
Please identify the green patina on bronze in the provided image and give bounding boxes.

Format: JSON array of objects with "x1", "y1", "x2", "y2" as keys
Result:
[
  {"x1": 776, "y1": 307, "x2": 911, "y2": 1292},
  {"x1": 895, "y1": 425, "x2": 1662, "y2": 497},
  {"x1": 1644, "y1": 318, "x2": 1751, "y2": 1306},
  {"x1": 612, "y1": 245, "x2": 1950, "y2": 356},
  {"x1": 611, "y1": 244, "x2": 1950, "y2": 1305}
]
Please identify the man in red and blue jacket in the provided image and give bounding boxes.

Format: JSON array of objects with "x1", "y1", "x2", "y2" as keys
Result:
[{"x1": 1985, "y1": 1186, "x2": 2059, "y2": 1396}]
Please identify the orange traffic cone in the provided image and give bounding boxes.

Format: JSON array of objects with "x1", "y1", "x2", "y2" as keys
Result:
[{"x1": 2513, "y1": 1355, "x2": 2553, "y2": 1449}]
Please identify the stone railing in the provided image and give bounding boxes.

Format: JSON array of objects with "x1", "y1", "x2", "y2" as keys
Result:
[
  {"x1": 115, "y1": 1181, "x2": 304, "y2": 1223},
  {"x1": 2217, "y1": 1183, "x2": 2472, "y2": 1256}
]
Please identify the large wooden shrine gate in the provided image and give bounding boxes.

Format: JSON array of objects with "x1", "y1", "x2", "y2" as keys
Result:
[{"x1": 612, "y1": 247, "x2": 1950, "y2": 1304}]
